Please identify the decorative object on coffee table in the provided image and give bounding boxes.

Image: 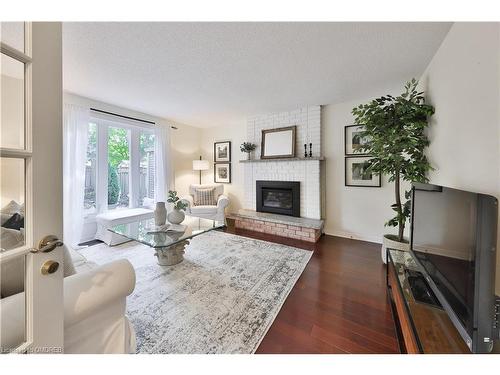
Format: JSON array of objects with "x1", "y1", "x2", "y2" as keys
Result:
[
  {"x1": 214, "y1": 163, "x2": 231, "y2": 183},
  {"x1": 351, "y1": 78, "x2": 434, "y2": 262},
  {"x1": 154, "y1": 202, "x2": 167, "y2": 226},
  {"x1": 261, "y1": 125, "x2": 296, "y2": 159},
  {"x1": 166, "y1": 190, "x2": 188, "y2": 224},
  {"x1": 240, "y1": 142, "x2": 256, "y2": 160},
  {"x1": 214, "y1": 141, "x2": 231, "y2": 162}
]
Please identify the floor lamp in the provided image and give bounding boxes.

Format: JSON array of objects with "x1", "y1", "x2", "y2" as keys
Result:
[{"x1": 192, "y1": 156, "x2": 209, "y2": 184}]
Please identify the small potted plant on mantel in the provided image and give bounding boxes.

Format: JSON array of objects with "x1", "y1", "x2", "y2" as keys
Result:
[
  {"x1": 240, "y1": 142, "x2": 257, "y2": 160},
  {"x1": 351, "y1": 78, "x2": 435, "y2": 263}
]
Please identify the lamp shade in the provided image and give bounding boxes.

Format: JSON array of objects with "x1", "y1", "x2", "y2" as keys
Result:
[{"x1": 192, "y1": 159, "x2": 209, "y2": 171}]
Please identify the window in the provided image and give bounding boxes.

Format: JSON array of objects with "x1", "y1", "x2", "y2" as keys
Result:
[
  {"x1": 83, "y1": 119, "x2": 155, "y2": 217},
  {"x1": 108, "y1": 126, "x2": 130, "y2": 209}
]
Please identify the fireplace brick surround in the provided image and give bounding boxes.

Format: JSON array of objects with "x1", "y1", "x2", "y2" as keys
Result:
[{"x1": 233, "y1": 105, "x2": 324, "y2": 243}]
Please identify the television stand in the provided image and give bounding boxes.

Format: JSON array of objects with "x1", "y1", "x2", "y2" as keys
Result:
[{"x1": 387, "y1": 248, "x2": 471, "y2": 353}]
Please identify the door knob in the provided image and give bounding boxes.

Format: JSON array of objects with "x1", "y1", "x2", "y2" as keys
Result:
[
  {"x1": 31, "y1": 235, "x2": 63, "y2": 253},
  {"x1": 41, "y1": 260, "x2": 59, "y2": 275}
]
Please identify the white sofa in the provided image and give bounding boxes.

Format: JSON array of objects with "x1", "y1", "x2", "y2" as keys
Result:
[
  {"x1": 95, "y1": 208, "x2": 154, "y2": 246},
  {"x1": 180, "y1": 184, "x2": 229, "y2": 223},
  {"x1": 0, "y1": 247, "x2": 137, "y2": 354}
]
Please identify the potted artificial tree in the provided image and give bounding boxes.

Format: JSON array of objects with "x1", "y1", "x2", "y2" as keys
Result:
[{"x1": 351, "y1": 79, "x2": 434, "y2": 262}]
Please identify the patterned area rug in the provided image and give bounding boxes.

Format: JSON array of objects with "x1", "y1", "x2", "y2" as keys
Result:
[{"x1": 79, "y1": 230, "x2": 312, "y2": 353}]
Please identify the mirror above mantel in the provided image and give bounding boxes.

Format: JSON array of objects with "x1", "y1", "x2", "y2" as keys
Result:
[{"x1": 261, "y1": 126, "x2": 296, "y2": 159}]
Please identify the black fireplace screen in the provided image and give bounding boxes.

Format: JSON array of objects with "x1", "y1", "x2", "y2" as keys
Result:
[
  {"x1": 262, "y1": 189, "x2": 293, "y2": 209},
  {"x1": 256, "y1": 180, "x2": 300, "y2": 217}
]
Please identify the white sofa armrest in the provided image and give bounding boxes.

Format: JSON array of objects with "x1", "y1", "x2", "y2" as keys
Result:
[
  {"x1": 180, "y1": 195, "x2": 194, "y2": 213},
  {"x1": 217, "y1": 194, "x2": 230, "y2": 212},
  {"x1": 0, "y1": 259, "x2": 136, "y2": 353},
  {"x1": 64, "y1": 259, "x2": 135, "y2": 327}
]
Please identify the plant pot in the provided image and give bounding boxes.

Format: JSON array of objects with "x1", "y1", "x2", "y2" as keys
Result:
[
  {"x1": 381, "y1": 234, "x2": 410, "y2": 264},
  {"x1": 154, "y1": 202, "x2": 167, "y2": 226},
  {"x1": 246, "y1": 151, "x2": 252, "y2": 160},
  {"x1": 167, "y1": 209, "x2": 185, "y2": 225}
]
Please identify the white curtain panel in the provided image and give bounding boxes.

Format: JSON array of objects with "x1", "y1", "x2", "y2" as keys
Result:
[
  {"x1": 63, "y1": 104, "x2": 89, "y2": 247},
  {"x1": 154, "y1": 123, "x2": 173, "y2": 203}
]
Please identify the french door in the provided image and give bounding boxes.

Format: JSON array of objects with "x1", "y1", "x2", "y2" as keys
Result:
[{"x1": 0, "y1": 22, "x2": 64, "y2": 353}]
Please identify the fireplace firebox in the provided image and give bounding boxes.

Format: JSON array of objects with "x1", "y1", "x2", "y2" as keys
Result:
[{"x1": 256, "y1": 180, "x2": 300, "y2": 217}]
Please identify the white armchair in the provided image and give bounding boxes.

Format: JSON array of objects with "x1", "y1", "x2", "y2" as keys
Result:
[
  {"x1": 0, "y1": 254, "x2": 136, "y2": 354},
  {"x1": 181, "y1": 184, "x2": 229, "y2": 223}
]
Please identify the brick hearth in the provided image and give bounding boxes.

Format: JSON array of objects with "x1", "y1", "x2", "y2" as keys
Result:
[{"x1": 229, "y1": 209, "x2": 324, "y2": 243}]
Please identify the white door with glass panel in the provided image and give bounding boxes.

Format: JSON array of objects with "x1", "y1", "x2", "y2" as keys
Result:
[{"x1": 1, "y1": 22, "x2": 64, "y2": 353}]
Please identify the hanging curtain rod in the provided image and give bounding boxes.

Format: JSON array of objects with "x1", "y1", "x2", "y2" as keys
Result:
[
  {"x1": 89, "y1": 107, "x2": 178, "y2": 129},
  {"x1": 90, "y1": 108, "x2": 155, "y2": 125}
]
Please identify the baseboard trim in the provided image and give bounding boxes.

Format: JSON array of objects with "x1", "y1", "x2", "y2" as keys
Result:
[{"x1": 325, "y1": 230, "x2": 382, "y2": 245}]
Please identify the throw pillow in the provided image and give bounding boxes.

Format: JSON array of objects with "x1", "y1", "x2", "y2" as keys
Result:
[
  {"x1": 2, "y1": 213, "x2": 24, "y2": 231},
  {"x1": 1, "y1": 200, "x2": 21, "y2": 215},
  {"x1": 193, "y1": 188, "x2": 217, "y2": 206}
]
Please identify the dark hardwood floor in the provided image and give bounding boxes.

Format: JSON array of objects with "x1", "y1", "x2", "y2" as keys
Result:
[{"x1": 224, "y1": 225, "x2": 399, "y2": 354}]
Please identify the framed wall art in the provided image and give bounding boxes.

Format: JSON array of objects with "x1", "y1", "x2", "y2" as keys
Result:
[
  {"x1": 214, "y1": 141, "x2": 231, "y2": 162},
  {"x1": 214, "y1": 163, "x2": 231, "y2": 184},
  {"x1": 345, "y1": 125, "x2": 371, "y2": 155},
  {"x1": 345, "y1": 156, "x2": 381, "y2": 187}
]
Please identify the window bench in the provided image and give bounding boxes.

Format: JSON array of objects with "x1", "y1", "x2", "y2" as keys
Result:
[{"x1": 95, "y1": 208, "x2": 154, "y2": 246}]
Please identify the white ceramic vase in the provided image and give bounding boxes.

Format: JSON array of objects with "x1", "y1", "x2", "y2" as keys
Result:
[
  {"x1": 154, "y1": 202, "x2": 167, "y2": 226},
  {"x1": 167, "y1": 209, "x2": 185, "y2": 225}
]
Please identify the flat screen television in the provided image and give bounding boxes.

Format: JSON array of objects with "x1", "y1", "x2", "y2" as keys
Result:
[{"x1": 410, "y1": 183, "x2": 498, "y2": 353}]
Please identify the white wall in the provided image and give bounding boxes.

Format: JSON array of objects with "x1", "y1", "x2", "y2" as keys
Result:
[
  {"x1": 199, "y1": 123, "x2": 246, "y2": 213},
  {"x1": 172, "y1": 122, "x2": 202, "y2": 198},
  {"x1": 322, "y1": 87, "x2": 410, "y2": 243},
  {"x1": 419, "y1": 22, "x2": 500, "y2": 292}
]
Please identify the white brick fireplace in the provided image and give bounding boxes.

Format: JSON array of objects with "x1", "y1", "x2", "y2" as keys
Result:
[{"x1": 243, "y1": 105, "x2": 323, "y2": 220}]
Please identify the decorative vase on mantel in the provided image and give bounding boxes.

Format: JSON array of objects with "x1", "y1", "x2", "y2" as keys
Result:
[
  {"x1": 246, "y1": 151, "x2": 252, "y2": 160},
  {"x1": 167, "y1": 208, "x2": 185, "y2": 225},
  {"x1": 154, "y1": 202, "x2": 167, "y2": 226}
]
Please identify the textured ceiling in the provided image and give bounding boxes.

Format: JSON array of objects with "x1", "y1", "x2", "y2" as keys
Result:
[{"x1": 63, "y1": 22, "x2": 451, "y2": 128}]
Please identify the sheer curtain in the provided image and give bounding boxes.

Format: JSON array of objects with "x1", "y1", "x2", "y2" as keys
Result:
[
  {"x1": 63, "y1": 104, "x2": 89, "y2": 248},
  {"x1": 154, "y1": 123, "x2": 173, "y2": 203}
]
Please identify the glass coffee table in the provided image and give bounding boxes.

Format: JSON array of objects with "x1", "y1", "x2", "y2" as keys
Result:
[{"x1": 109, "y1": 215, "x2": 225, "y2": 266}]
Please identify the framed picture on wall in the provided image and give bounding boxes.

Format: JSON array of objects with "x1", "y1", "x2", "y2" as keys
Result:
[
  {"x1": 345, "y1": 125, "x2": 371, "y2": 155},
  {"x1": 345, "y1": 156, "x2": 381, "y2": 187},
  {"x1": 214, "y1": 141, "x2": 231, "y2": 162},
  {"x1": 214, "y1": 163, "x2": 231, "y2": 184}
]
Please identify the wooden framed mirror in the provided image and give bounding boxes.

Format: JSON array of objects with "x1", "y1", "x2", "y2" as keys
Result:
[{"x1": 261, "y1": 126, "x2": 296, "y2": 159}]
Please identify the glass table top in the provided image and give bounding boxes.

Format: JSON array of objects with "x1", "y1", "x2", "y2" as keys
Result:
[{"x1": 109, "y1": 215, "x2": 225, "y2": 248}]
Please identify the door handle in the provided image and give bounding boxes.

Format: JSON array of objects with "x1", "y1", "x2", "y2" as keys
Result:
[{"x1": 31, "y1": 235, "x2": 63, "y2": 253}]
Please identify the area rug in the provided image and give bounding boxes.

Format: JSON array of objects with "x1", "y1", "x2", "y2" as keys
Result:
[{"x1": 79, "y1": 230, "x2": 312, "y2": 354}]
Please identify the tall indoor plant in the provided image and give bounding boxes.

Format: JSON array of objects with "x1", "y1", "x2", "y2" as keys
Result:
[{"x1": 352, "y1": 79, "x2": 434, "y2": 256}]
